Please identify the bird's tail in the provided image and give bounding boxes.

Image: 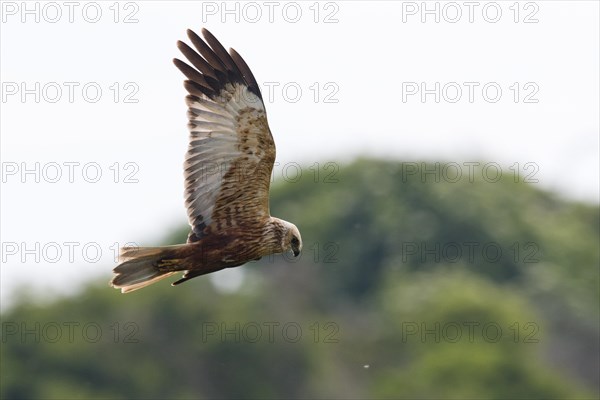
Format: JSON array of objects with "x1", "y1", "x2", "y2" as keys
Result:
[{"x1": 110, "y1": 245, "x2": 187, "y2": 293}]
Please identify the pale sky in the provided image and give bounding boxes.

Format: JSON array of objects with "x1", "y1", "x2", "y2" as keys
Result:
[{"x1": 1, "y1": 1, "x2": 599, "y2": 309}]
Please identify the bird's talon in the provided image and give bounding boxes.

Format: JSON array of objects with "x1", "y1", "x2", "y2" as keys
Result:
[{"x1": 157, "y1": 259, "x2": 180, "y2": 271}]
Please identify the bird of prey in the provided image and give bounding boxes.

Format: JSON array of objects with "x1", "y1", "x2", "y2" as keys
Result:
[{"x1": 110, "y1": 28, "x2": 302, "y2": 293}]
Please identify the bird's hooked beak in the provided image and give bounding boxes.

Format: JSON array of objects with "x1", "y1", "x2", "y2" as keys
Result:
[
  {"x1": 286, "y1": 223, "x2": 302, "y2": 258},
  {"x1": 291, "y1": 240, "x2": 301, "y2": 257}
]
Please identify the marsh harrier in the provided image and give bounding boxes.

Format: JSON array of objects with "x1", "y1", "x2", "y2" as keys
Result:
[{"x1": 110, "y1": 28, "x2": 302, "y2": 293}]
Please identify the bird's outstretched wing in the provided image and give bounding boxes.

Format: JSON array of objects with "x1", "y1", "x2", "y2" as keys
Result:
[{"x1": 174, "y1": 28, "x2": 276, "y2": 243}]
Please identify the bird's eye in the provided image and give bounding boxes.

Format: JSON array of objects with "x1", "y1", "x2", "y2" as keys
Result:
[{"x1": 291, "y1": 237, "x2": 299, "y2": 245}]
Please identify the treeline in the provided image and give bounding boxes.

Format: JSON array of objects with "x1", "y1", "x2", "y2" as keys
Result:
[{"x1": 2, "y1": 159, "x2": 598, "y2": 399}]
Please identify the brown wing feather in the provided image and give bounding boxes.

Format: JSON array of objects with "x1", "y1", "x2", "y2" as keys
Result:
[
  {"x1": 210, "y1": 109, "x2": 275, "y2": 232},
  {"x1": 174, "y1": 28, "x2": 275, "y2": 243}
]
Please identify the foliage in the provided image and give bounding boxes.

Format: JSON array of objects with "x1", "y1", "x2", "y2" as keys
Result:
[{"x1": 1, "y1": 159, "x2": 598, "y2": 399}]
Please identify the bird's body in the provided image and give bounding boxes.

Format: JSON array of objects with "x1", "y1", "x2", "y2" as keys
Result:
[{"x1": 110, "y1": 28, "x2": 302, "y2": 293}]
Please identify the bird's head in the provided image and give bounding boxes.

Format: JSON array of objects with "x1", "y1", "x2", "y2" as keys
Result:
[{"x1": 277, "y1": 219, "x2": 303, "y2": 257}]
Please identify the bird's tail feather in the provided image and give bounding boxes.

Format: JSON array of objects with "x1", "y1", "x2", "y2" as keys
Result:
[{"x1": 110, "y1": 245, "x2": 186, "y2": 293}]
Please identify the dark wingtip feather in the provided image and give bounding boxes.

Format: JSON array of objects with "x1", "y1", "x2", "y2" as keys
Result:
[
  {"x1": 187, "y1": 29, "x2": 226, "y2": 74},
  {"x1": 173, "y1": 58, "x2": 207, "y2": 84},
  {"x1": 177, "y1": 40, "x2": 219, "y2": 81},
  {"x1": 229, "y1": 47, "x2": 263, "y2": 100},
  {"x1": 184, "y1": 79, "x2": 215, "y2": 99},
  {"x1": 175, "y1": 28, "x2": 263, "y2": 101},
  {"x1": 202, "y1": 29, "x2": 246, "y2": 86}
]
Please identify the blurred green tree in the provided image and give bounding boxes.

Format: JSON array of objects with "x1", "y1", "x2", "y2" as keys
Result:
[{"x1": 1, "y1": 159, "x2": 597, "y2": 399}]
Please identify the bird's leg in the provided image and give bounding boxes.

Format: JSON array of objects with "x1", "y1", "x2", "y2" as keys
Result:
[{"x1": 157, "y1": 258, "x2": 181, "y2": 272}]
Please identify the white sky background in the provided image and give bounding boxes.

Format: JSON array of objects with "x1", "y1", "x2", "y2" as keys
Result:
[{"x1": 1, "y1": 1, "x2": 598, "y2": 309}]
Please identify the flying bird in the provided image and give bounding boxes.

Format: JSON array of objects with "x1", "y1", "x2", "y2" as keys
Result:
[{"x1": 110, "y1": 28, "x2": 302, "y2": 293}]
